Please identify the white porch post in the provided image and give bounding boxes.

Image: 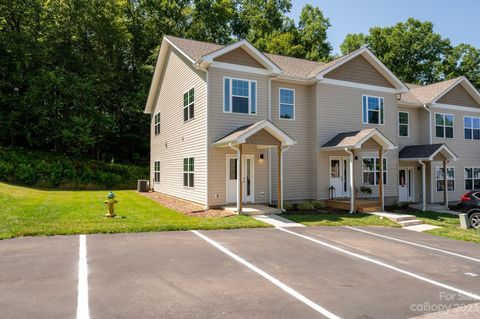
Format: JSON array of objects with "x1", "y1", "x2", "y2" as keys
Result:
[
  {"x1": 345, "y1": 148, "x2": 355, "y2": 213},
  {"x1": 419, "y1": 160, "x2": 426, "y2": 212},
  {"x1": 238, "y1": 144, "x2": 243, "y2": 213},
  {"x1": 443, "y1": 160, "x2": 448, "y2": 207}
]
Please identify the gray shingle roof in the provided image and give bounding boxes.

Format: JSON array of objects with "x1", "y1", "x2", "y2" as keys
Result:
[
  {"x1": 321, "y1": 129, "x2": 376, "y2": 148},
  {"x1": 400, "y1": 77, "x2": 463, "y2": 105},
  {"x1": 399, "y1": 144, "x2": 445, "y2": 159}
]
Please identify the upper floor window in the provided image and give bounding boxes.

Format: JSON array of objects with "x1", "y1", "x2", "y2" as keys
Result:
[
  {"x1": 464, "y1": 116, "x2": 480, "y2": 140},
  {"x1": 362, "y1": 96, "x2": 384, "y2": 125},
  {"x1": 436, "y1": 167, "x2": 455, "y2": 191},
  {"x1": 154, "y1": 113, "x2": 161, "y2": 135},
  {"x1": 398, "y1": 111, "x2": 409, "y2": 137},
  {"x1": 154, "y1": 161, "x2": 160, "y2": 183},
  {"x1": 465, "y1": 167, "x2": 480, "y2": 190},
  {"x1": 279, "y1": 88, "x2": 295, "y2": 120},
  {"x1": 224, "y1": 77, "x2": 256, "y2": 114},
  {"x1": 435, "y1": 113, "x2": 454, "y2": 138},
  {"x1": 183, "y1": 88, "x2": 194, "y2": 122},
  {"x1": 183, "y1": 157, "x2": 194, "y2": 188},
  {"x1": 362, "y1": 157, "x2": 387, "y2": 185}
]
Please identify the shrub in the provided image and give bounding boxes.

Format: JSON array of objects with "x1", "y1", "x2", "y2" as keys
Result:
[
  {"x1": 298, "y1": 201, "x2": 317, "y2": 212},
  {"x1": 283, "y1": 201, "x2": 294, "y2": 211},
  {"x1": 313, "y1": 200, "x2": 326, "y2": 210},
  {"x1": 0, "y1": 147, "x2": 148, "y2": 190}
]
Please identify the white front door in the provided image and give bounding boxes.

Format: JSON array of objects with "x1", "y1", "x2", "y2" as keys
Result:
[
  {"x1": 226, "y1": 154, "x2": 255, "y2": 204},
  {"x1": 330, "y1": 157, "x2": 350, "y2": 198},
  {"x1": 399, "y1": 168, "x2": 414, "y2": 202}
]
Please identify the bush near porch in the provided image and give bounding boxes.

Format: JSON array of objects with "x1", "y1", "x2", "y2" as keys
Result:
[{"x1": 0, "y1": 182, "x2": 268, "y2": 240}]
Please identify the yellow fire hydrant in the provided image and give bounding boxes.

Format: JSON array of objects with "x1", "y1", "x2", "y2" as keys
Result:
[{"x1": 104, "y1": 191, "x2": 118, "y2": 218}]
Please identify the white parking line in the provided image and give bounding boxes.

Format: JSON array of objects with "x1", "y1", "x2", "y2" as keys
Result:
[
  {"x1": 76, "y1": 235, "x2": 90, "y2": 319},
  {"x1": 191, "y1": 230, "x2": 341, "y2": 319},
  {"x1": 344, "y1": 226, "x2": 480, "y2": 263},
  {"x1": 277, "y1": 228, "x2": 480, "y2": 302}
]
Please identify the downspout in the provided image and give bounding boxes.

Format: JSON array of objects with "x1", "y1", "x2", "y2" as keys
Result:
[
  {"x1": 419, "y1": 160, "x2": 426, "y2": 212},
  {"x1": 228, "y1": 143, "x2": 241, "y2": 212},
  {"x1": 205, "y1": 69, "x2": 209, "y2": 209},
  {"x1": 423, "y1": 104, "x2": 432, "y2": 144},
  {"x1": 268, "y1": 77, "x2": 272, "y2": 205},
  {"x1": 280, "y1": 145, "x2": 289, "y2": 212},
  {"x1": 345, "y1": 148, "x2": 355, "y2": 214}
]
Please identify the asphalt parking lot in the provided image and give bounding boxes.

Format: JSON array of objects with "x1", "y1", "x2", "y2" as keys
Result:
[{"x1": 1, "y1": 226, "x2": 480, "y2": 319}]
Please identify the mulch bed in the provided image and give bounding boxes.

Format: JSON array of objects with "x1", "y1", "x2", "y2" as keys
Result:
[{"x1": 141, "y1": 192, "x2": 237, "y2": 218}]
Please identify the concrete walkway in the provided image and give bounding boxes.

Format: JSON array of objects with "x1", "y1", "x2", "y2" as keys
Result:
[
  {"x1": 370, "y1": 212, "x2": 441, "y2": 232},
  {"x1": 410, "y1": 203, "x2": 459, "y2": 215},
  {"x1": 253, "y1": 214, "x2": 305, "y2": 228}
]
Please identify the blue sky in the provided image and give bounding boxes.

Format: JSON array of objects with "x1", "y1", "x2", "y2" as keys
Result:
[{"x1": 289, "y1": 0, "x2": 480, "y2": 54}]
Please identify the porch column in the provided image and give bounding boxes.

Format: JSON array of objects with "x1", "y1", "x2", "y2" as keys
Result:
[
  {"x1": 443, "y1": 160, "x2": 448, "y2": 206},
  {"x1": 378, "y1": 149, "x2": 384, "y2": 210},
  {"x1": 345, "y1": 148, "x2": 355, "y2": 213},
  {"x1": 238, "y1": 144, "x2": 243, "y2": 213},
  {"x1": 420, "y1": 161, "x2": 426, "y2": 212},
  {"x1": 277, "y1": 146, "x2": 282, "y2": 209}
]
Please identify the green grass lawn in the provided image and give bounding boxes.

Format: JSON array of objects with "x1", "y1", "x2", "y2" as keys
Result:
[
  {"x1": 283, "y1": 211, "x2": 399, "y2": 227},
  {"x1": 0, "y1": 182, "x2": 268, "y2": 240},
  {"x1": 405, "y1": 210, "x2": 480, "y2": 244}
]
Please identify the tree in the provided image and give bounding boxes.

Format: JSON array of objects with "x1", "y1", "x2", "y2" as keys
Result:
[
  {"x1": 297, "y1": 4, "x2": 331, "y2": 61},
  {"x1": 340, "y1": 33, "x2": 367, "y2": 55},
  {"x1": 442, "y1": 44, "x2": 480, "y2": 89}
]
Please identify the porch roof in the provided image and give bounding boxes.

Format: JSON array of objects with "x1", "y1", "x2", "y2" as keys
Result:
[
  {"x1": 399, "y1": 143, "x2": 459, "y2": 161},
  {"x1": 320, "y1": 128, "x2": 396, "y2": 151},
  {"x1": 213, "y1": 120, "x2": 296, "y2": 147}
]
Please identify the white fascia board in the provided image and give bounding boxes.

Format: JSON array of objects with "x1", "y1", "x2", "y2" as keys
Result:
[
  {"x1": 429, "y1": 145, "x2": 459, "y2": 161},
  {"x1": 354, "y1": 130, "x2": 396, "y2": 150},
  {"x1": 237, "y1": 121, "x2": 296, "y2": 146},
  {"x1": 432, "y1": 77, "x2": 480, "y2": 106},
  {"x1": 319, "y1": 78, "x2": 401, "y2": 94},
  {"x1": 200, "y1": 40, "x2": 281, "y2": 74},
  {"x1": 144, "y1": 39, "x2": 170, "y2": 114},
  {"x1": 431, "y1": 103, "x2": 480, "y2": 113}
]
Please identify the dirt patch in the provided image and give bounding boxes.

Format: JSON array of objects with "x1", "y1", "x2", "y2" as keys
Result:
[{"x1": 141, "y1": 192, "x2": 237, "y2": 218}]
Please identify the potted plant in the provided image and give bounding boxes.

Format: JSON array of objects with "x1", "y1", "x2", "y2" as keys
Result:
[{"x1": 360, "y1": 186, "x2": 372, "y2": 199}]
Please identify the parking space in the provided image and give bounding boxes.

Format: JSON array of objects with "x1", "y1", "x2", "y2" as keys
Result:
[{"x1": 1, "y1": 227, "x2": 479, "y2": 319}]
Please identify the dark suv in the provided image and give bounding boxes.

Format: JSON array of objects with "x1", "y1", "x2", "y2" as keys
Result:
[{"x1": 458, "y1": 191, "x2": 480, "y2": 229}]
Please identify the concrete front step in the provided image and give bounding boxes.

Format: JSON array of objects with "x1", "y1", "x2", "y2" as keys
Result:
[
  {"x1": 398, "y1": 219, "x2": 424, "y2": 227},
  {"x1": 390, "y1": 215, "x2": 417, "y2": 222}
]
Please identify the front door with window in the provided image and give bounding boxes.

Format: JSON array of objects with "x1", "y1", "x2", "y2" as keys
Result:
[
  {"x1": 399, "y1": 168, "x2": 414, "y2": 202},
  {"x1": 226, "y1": 154, "x2": 255, "y2": 204},
  {"x1": 330, "y1": 157, "x2": 350, "y2": 198}
]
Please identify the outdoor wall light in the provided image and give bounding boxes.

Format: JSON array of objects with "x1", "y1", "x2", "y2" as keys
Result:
[
  {"x1": 355, "y1": 156, "x2": 358, "y2": 160},
  {"x1": 259, "y1": 153, "x2": 264, "y2": 160}
]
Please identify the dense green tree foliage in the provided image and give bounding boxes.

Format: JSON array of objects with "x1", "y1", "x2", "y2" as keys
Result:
[{"x1": 339, "y1": 18, "x2": 480, "y2": 88}]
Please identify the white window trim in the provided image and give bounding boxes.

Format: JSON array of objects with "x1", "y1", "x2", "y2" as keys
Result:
[
  {"x1": 279, "y1": 87, "x2": 295, "y2": 120},
  {"x1": 223, "y1": 76, "x2": 257, "y2": 115},
  {"x1": 154, "y1": 161, "x2": 160, "y2": 184},
  {"x1": 435, "y1": 166, "x2": 455, "y2": 192},
  {"x1": 183, "y1": 88, "x2": 195, "y2": 122},
  {"x1": 398, "y1": 111, "x2": 409, "y2": 137},
  {"x1": 361, "y1": 156, "x2": 388, "y2": 186},
  {"x1": 154, "y1": 113, "x2": 161, "y2": 136},
  {"x1": 464, "y1": 166, "x2": 480, "y2": 191},
  {"x1": 434, "y1": 113, "x2": 454, "y2": 139},
  {"x1": 362, "y1": 95, "x2": 385, "y2": 126},
  {"x1": 183, "y1": 157, "x2": 195, "y2": 189},
  {"x1": 463, "y1": 115, "x2": 480, "y2": 141}
]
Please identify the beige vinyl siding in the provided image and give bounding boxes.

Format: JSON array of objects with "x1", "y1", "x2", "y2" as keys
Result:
[
  {"x1": 207, "y1": 68, "x2": 269, "y2": 206},
  {"x1": 270, "y1": 80, "x2": 314, "y2": 201},
  {"x1": 398, "y1": 106, "x2": 421, "y2": 148},
  {"x1": 437, "y1": 84, "x2": 480, "y2": 108},
  {"x1": 324, "y1": 55, "x2": 395, "y2": 88},
  {"x1": 213, "y1": 48, "x2": 266, "y2": 69},
  {"x1": 315, "y1": 83, "x2": 399, "y2": 202},
  {"x1": 417, "y1": 108, "x2": 431, "y2": 145},
  {"x1": 429, "y1": 106, "x2": 480, "y2": 203},
  {"x1": 150, "y1": 47, "x2": 207, "y2": 205}
]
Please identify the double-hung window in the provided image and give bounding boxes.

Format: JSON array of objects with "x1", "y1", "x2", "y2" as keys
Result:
[
  {"x1": 362, "y1": 96, "x2": 384, "y2": 125},
  {"x1": 398, "y1": 111, "x2": 409, "y2": 137},
  {"x1": 362, "y1": 157, "x2": 387, "y2": 185},
  {"x1": 183, "y1": 88, "x2": 194, "y2": 122},
  {"x1": 464, "y1": 116, "x2": 480, "y2": 140},
  {"x1": 436, "y1": 167, "x2": 455, "y2": 191},
  {"x1": 224, "y1": 77, "x2": 256, "y2": 114},
  {"x1": 435, "y1": 113, "x2": 454, "y2": 138},
  {"x1": 279, "y1": 88, "x2": 295, "y2": 119},
  {"x1": 154, "y1": 113, "x2": 161, "y2": 135},
  {"x1": 183, "y1": 157, "x2": 194, "y2": 188},
  {"x1": 154, "y1": 161, "x2": 160, "y2": 183},
  {"x1": 465, "y1": 167, "x2": 480, "y2": 190}
]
